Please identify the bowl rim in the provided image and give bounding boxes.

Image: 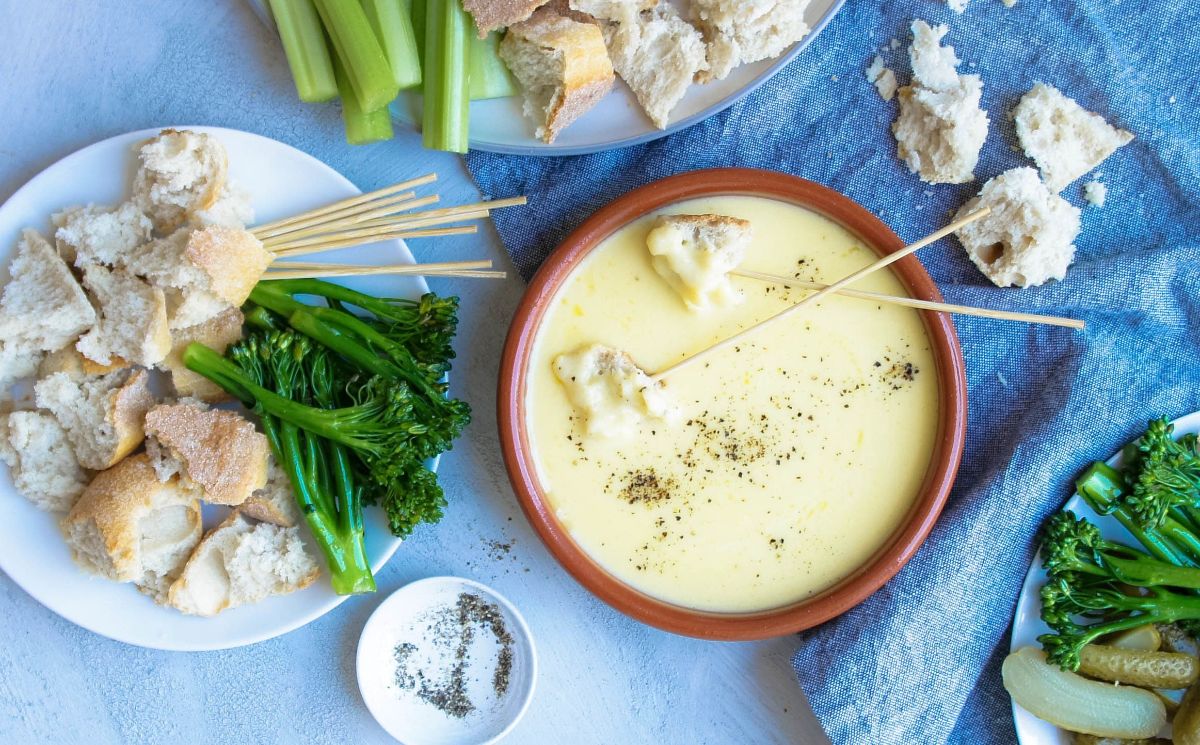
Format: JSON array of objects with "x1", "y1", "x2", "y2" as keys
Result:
[{"x1": 497, "y1": 168, "x2": 967, "y2": 640}]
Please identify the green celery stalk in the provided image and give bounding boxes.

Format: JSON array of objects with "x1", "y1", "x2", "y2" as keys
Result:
[
  {"x1": 422, "y1": 0, "x2": 471, "y2": 152},
  {"x1": 361, "y1": 0, "x2": 422, "y2": 89},
  {"x1": 268, "y1": 0, "x2": 338, "y2": 102},
  {"x1": 312, "y1": 0, "x2": 399, "y2": 111},
  {"x1": 468, "y1": 31, "x2": 517, "y2": 100},
  {"x1": 408, "y1": 0, "x2": 427, "y2": 68},
  {"x1": 334, "y1": 55, "x2": 394, "y2": 144}
]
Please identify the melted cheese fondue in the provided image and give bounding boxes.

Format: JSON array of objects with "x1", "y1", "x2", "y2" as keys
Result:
[{"x1": 525, "y1": 196, "x2": 940, "y2": 613}]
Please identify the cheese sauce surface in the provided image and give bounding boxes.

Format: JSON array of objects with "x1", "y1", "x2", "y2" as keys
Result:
[{"x1": 525, "y1": 196, "x2": 940, "y2": 612}]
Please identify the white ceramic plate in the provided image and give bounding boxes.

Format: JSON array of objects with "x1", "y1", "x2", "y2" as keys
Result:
[
  {"x1": 357, "y1": 577, "x2": 537, "y2": 745},
  {"x1": 1009, "y1": 410, "x2": 1200, "y2": 743},
  {"x1": 245, "y1": 0, "x2": 845, "y2": 155},
  {"x1": 0, "y1": 126, "x2": 435, "y2": 650}
]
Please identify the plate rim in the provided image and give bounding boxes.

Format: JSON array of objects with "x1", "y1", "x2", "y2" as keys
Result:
[
  {"x1": 0, "y1": 124, "x2": 430, "y2": 651},
  {"x1": 1008, "y1": 410, "x2": 1200, "y2": 743},
  {"x1": 243, "y1": 0, "x2": 846, "y2": 156}
]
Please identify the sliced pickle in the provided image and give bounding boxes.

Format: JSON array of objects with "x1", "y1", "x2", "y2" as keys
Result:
[{"x1": 1002, "y1": 647, "x2": 1166, "y2": 739}]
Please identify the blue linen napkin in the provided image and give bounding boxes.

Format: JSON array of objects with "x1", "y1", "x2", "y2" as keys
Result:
[{"x1": 465, "y1": 0, "x2": 1200, "y2": 741}]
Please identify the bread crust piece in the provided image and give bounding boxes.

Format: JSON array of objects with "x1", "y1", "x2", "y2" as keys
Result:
[
  {"x1": 144, "y1": 402, "x2": 269, "y2": 506},
  {"x1": 38, "y1": 347, "x2": 129, "y2": 380},
  {"x1": 182, "y1": 227, "x2": 273, "y2": 307},
  {"x1": 463, "y1": 0, "x2": 551, "y2": 36},
  {"x1": 240, "y1": 458, "x2": 299, "y2": 527},
  {"x1": 160, "y1": 306, "x2": 244, "y2": 402},
  {"x1": 501, "y1": 6, "x2": 616, "y2": 143},
  {"x1": 62, "y1": 454, "x2": 202, "y2": 585}
]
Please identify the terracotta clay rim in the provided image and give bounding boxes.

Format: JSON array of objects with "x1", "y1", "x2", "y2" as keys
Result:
[{"x1": 497, "y1": 169, "x2": 967, "y2": 641}]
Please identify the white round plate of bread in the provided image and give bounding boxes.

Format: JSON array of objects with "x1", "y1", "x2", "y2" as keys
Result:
[
  {"x1": 0, "y1": 126, "x2": 429, "y2": 650},
  {"x1": 1007, "y1": 410, "x2": 1200, "y2": 744},
  {"x1": 244, "y1": 0, "x2": 845, "y2": 156}
]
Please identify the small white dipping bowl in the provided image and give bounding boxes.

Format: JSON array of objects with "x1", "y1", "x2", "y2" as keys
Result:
[{"x1": 357, "y1": 577, "x2": 537, "y2": 745}]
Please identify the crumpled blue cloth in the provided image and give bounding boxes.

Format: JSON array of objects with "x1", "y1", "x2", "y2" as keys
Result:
[{"x1": 464, "y1": 0, "x2": 1200, "y2": 741}]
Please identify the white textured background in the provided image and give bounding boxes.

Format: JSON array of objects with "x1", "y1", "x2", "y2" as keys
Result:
[{"x1": 0, "y1": 1, "x2": 829, "y2": 743}]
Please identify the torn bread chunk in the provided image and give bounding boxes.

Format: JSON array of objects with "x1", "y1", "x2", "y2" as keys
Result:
[
  {"x1": 463, "y1": 0, "x2": 551, "y2": 37},
  {"x1": 0, "y1": 230, "x2": 96, "y2": 353},
  {"x1": 191, "y1": 183, "x2": 254, "y2": 230},
  {"x1": 241, "y1": 458, "x2": 300, "y2": 528},
  {"x1": 553, "y1": 344, "x2": 676, "y2": 438},
  {"x1": 144, "y1": 402, "x2": 269, "y2": 506},
  {"x1": 62, "y1": 454, "x2": 202, "y2": 599},
  {"x1": 51, "y1": 202, "x2": 152, "y2": 268},
  {"x1": 500, "y1": 6, "x2": 616, "y2": 143},
  {"x1": 567, "y1": 0, "x2": 655, "y2": 20},
  {"x1": 161, "y1": 306, "x2": 244, "y2": 402},
  {"x1": 4, "y1": 411, "x2": 90, "y2": 512},
  {"x1": 1013, "y1": 83, "x2": 1134, "y2": 192},
  {"x1": 604, "y1": 3, "x2": 708, "y2": 128},
  {"x1": 954, "y1": 167, "x2": 1081, "y2": 288},
  {"x1": 892, "y1": 21, "x2": 988, "y2": 185},
  {"x1": 133, "y1": 129, "x2": 228, "y2": 234},
  {"x1": 123, "y1": 225, "x2": 272, "y2": 308},
  {"x1": 164, "y1": 288, "x2": 232, "y2": 331},
  {"x1": 689, "y1": 0, "x2": 811, "y2": 83},
  {"x1": 0, "y1": 342, "x2": 42, "y2": 395},
  {"x1": 865, "y1": 55, "x2": 897, "y2": 101},
  {"x1": 35, "y1": 368, "x2": 155, "y2": 470},
  {"x1": 76, "y1": 265, "x2": 171, "y2": 367},
  {"x1": 167, "y1": 511, "x2": 319, "y2": 617},
  {"x1": 646, "y1": 213, "x2": 750, "y2": 311}
]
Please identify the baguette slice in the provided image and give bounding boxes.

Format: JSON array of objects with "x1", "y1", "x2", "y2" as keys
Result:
[
  {"x1": 168, "y1": 511, "x2": 319, "y2": 617},
  {"x1": 62, "y1": 454, "x2": 202, "y2": 597},
  {"x1": 500, "y1": 6, "x2": 616, "y2": 143},
  {"x1": 603, "y1": 3, "x2": 708, "y2": 128},
  {"x1": 76, "y1": 264, "x2": 171, "y2": 367},
  {"x1": 463, "y1": 0, "x2": 551, "y2": 36},
  {"x1": 35, "y1": 368, "x2": 155, "y2": 470},
  {"x1": 3, "y1": 411, "x2": 90, "y2": 512},
  {"x1": 144, "y1": 401, "x2": 269, "y2": 506}
]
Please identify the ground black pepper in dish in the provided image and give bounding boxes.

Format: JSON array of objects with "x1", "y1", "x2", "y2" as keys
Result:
[{"x1": 391, "y1": 592, "x2": 516, "y2": 719}]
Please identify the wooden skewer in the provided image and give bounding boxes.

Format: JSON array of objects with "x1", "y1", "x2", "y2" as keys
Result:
[
  {"x1": 262, "y1": 259, "x2": 496, "y2": 280},
  {"x1": 259, "y1": 193, "x2": 438, "y2": 243},
  {"x1": 732, "y1": 269, "x2": 1085, "y2": 329},
  {"x1": 649, "y1": 208, "x2": 992, "y2": 383},
  {"x1": 250, "y1": 173, "x2": 437, "y2": 236},
  {"x1": 269, "y1": 225, "x2": 479, "y2": 258},
  {"x1": 268, "y1": 208, "x2": 491, "y2": 254},
  {"x1": 337, "y1": 196, "x2": 527, "y2": 232}
]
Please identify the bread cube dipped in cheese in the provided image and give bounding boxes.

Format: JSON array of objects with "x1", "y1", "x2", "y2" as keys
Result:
[
  {"x1": 62, "y1": 453, "x2": 202, "y2": 602},
  {"x1": 954, "y1": 167, "x2": 1081, "y2": 288},
  {"x1": 167, "y1": 510, "x2": 318, "y2": 617},
  {"x1": 646, "y1": 213, "x2": 750, "y2": 311},
  {"x1": 553, "y1": 343, "x2": 677, "y2": 439},
  {"x1": 144, "y1": 400, "x2": 269, "y2": 506},
  {"x1": 1013, "y1": 83, "x2": 1134, "y2": 193}
]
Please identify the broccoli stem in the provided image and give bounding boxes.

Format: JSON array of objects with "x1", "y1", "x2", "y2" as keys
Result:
[
  {"x1": 264, "y1": 416, "x2": 376, "y2": 595},
  {"x1": 1077, "y1": 462, "x2": 1195, "y2": 567}
]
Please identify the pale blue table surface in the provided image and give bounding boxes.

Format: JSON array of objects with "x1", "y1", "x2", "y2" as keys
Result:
[{"x1": 0, "y1": 2, "x2": 828, "y2": 743}]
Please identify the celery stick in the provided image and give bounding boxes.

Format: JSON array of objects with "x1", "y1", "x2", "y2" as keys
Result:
[
  {"x1": 361, "y1": 0, "x2": 422, "y2": 89},
  {"x1": 409, "y1": 0, "x2": 427, "y2": 68},
  {"x1": 268, "y1": 0, "x2": 338, "y2": 102},
  {"x1": 334, "y1": 55, "x2": 394, "y2": 144},
  {"x1": 422, "y1": 0, "x2": 471, "y2": 152},
  {"x1": 469, "y1": 31, "x2": 517, "y2": 100},
  {"x1": 312, "y1": 0, "x2": 399, "y2": 111}
]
